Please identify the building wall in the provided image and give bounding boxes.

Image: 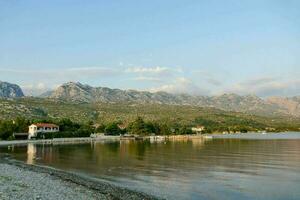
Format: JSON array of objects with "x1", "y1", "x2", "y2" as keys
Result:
[
  {"x1": 28, "y1": 125, "x2": 37, "y2": 139},
  {"x1": 28, "y1": 125, "x2": 59, "y2": 139}
]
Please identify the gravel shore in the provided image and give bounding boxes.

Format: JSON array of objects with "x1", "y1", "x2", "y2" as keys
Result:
[{"x1": 0, "y1": 156, "x2": 160, "y2": 200}]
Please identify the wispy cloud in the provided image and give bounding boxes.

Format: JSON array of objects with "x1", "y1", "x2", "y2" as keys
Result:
[
  {"x1": 125, "y1": 66, "x2": 173, "y2": 76},
  {"x1": 2, "y1": 67, "x2": 299, "y2": 97},
  {"x1": 132, "y1": 76, "x2": 162, "y2": 82},
  {"x1": 226, "y1": 77, "x2": 300, "y2": 97},
  {"x1": 192, "y1": 70, "x2": 222, "y2": 86},
  {"x1": 20, "y1": 83, "x2": 50, "y2": 96},
  {"x1": 149, "y1": 77, "x2": 209, "y2": 95},
  {"x1": 0, "y1": 67, "x2": 122, "y2": 81},
  {"x1": 125, "y1": 66, "x2": 183, "y2": 84},
  {"x1": 0, "y1": 67, "x2": 123, "y2": 95}
]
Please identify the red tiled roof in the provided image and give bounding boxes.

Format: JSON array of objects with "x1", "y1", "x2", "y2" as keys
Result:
[{"x1": 31, "y1": 123, "x2": 59, "y2": 128}]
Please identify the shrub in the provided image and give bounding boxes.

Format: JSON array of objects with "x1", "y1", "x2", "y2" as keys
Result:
[{"x1": 104, "y1": 122, "x2": 123, "y2": 135}]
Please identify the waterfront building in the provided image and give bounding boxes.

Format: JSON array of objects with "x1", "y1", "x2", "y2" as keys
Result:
[{"x1": 28, "y1": 123, "x2": 59, "y2": 139}]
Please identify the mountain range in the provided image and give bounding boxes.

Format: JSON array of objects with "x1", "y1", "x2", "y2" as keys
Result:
[{"x1": 1, "y1": 81, "x2": 300, "y2": 117}]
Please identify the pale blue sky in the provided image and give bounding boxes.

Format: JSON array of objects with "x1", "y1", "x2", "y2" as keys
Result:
[{"x1": 0, "y1": 0, "x2": 299, "y2": 96}]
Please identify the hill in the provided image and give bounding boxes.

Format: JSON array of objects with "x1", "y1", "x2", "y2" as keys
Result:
[
  {"x1": 0, "y1": 97, "x2": 299, "y2": 133},
  {"x1": 1, "y1": 81, "x2": 300, "y2": 119},
  {"x1": 43, "y1": 82, "x2": 300, "y2": 117},
  {"x1": 0, "y1": 81, "x2": 24, "y2": 98}
]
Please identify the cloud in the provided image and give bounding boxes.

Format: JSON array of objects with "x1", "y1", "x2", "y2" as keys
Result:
[
  {"x1": 125, "y1": 66, "x2": 175, "y2": 76},
  {"x1": 192, "y1": 70, "x2": 222, "y2": 86},
  {"x1": 21, "y1": 83, "x2": 50, "y2": 96},
  {"x1": 3, "y1": 67, "x2": 298, "y2": 97},
  {"x1": 0, "y1": 68, "x2": 30, "y2": 74},
  {"x1": 126, "y1": 66, "x2": 184, "y2": 85},
  {"x1": 149, "y1": 77, "x2": 209, "y2": 95},
  {"x1": 205, "y1": 78, "x2": 222, "y2": 86},
  {"x1": 0, "y1": 67, "x2": 123, "y2": 95},
  {"x1": 227, "y1": 77, "x2": 300, "y2": 97},
  {"x1": 66, "y1": 67, "x2": 119, "y2": 76},
  {"x1": 132, "y1": 76, "x2": 162, "y2": 82},
  {"x1": 0, "y1": 67, "x2": 122, "y2": 84},
  {"x1": 239, "y1": 77, "x2": 278, "y2": 86},
  {"x1": 62, "y1": 67, "x2": 121, "y2": 80},
  {"x1": 1, "y1": 66, "x2": 176, "y2": 80}
]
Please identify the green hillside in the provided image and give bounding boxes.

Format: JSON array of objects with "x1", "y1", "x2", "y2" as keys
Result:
[{"x1": 0, "y1": 97, "x2": 299, "y2": 133}]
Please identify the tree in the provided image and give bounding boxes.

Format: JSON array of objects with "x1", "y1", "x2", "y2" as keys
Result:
[
  {"x1": 58, "y1": 118, "x2": 80, "y2": 132},
  {"x1": 127, "y1": 117, "x2": 153, "y2": 135},
  {"x1": 0, "y1": 121, "x2": 14, "y2": 140},
  {"x1": 14, "y1": 117, "x2": 30, "y2": 133},
  {"x1": 178, "y1": 126, "x2": 193, "y2": 135},
  {"x1": 105, "y1": 122, "x2": 122, "y2": 135},
  {"x1": 95, "y1": 124, "x2": 106, "y2": 133},
  {"x1": 158, "y1": 124, "x2": 171, "y2": 135}
]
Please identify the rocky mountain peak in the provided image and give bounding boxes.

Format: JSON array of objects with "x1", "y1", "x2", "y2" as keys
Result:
[
  {"x1": 40, "y1": 82, "x2": 300, "y2": 117},
  {"x1": 0, "y1": 81, "x2": 24, "y2": 98}
]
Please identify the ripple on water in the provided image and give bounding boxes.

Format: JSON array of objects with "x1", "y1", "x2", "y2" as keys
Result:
[{"x1": 1, "y1": 133, "x2": 300, "y2": 200}]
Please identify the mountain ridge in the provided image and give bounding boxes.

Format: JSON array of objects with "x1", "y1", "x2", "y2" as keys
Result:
[
  {"x1": 0, "y1": 81, "x2": 24, "y2": 98},
  {"x1": 1, "y1": 81, "x2": 299, "y2": 117},
  {"x1": 42, "y1": 82, "x2": 300, "y2": 117}
]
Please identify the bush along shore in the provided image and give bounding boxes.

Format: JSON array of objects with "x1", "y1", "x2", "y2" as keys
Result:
[
  {"x1": 1, "y1": 116, "x2": 299, "y2": 141},
  {"x1": 0, "y1": 155, "x2": 160, "y2": 200}
]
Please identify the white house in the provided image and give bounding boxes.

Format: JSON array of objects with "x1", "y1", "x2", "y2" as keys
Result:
[
  {"x1": 28, "y1": 123, "x2": 59, "y2": 139},
  {"x1": 191, "y1": 126, "x2": 205, "y2": 134}
]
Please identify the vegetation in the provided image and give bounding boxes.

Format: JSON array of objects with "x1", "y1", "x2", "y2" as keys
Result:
[
  {"x1": 104, "y1": 122, "x2": 124, "y2": 136},
  {"x1": 0, "y1": 118, "x2": 95, "y2": 140},
  {"x1": 38, "y1": 119, "x2": 94, "y2": 139},
  {"x1": 0, "y1": 97, "x2": 300, "y2": 140},
  {"x1": 0, "y1": 118, "x2": 30, "y2": 140},
  {"x1": 127, "y1": 117, "x2": 156, "y2": 136}
]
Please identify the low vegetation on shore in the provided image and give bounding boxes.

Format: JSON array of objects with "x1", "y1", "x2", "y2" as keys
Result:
[
  {"x1": 1, "y1": 112, "x2": 300, "y2": 140},
  {"x1": 1, "y1": 98, "x2": 300, "y2": 140}
]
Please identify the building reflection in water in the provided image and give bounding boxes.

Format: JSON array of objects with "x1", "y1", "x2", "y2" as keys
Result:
[{"x1": 27, "y1": 143, "x2": 37, "y2": 165}]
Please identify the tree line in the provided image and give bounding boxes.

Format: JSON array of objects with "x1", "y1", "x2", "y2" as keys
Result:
[
  {"x1": 0, "y1": 118, "x2": 94, "y2": 140},
  {"x1": 0, "y1": 117, "x2": 196, "y2": 140},
  {"x1": 0, "y1": 115, "x2": 293, "y2": 140}
]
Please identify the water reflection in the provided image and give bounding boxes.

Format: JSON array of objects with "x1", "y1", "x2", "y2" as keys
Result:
[
  {"x1": 26, "y1": 143, "x2": 36, "y2": 164},
  {"x1": 1, "y1": 134, "x2": 300, "y2": 200}
]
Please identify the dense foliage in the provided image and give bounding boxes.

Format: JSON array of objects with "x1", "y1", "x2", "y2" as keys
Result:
[
  {"x1": 104, "y1": 122, "x2": 124, "y2": 135},
  {"x1": 0, "y1": 118, "x2": 30, "y2": 140},
  {"x1": 0, "y1": 118, "x2": 95, "y2": 140},
  {"x1": 36, "y1": 119, "x2": 95, "y2": 139}
]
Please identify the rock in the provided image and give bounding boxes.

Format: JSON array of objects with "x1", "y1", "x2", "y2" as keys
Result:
[{"x1": 0, "y1": 81, "x2": 24, "y2": 98}]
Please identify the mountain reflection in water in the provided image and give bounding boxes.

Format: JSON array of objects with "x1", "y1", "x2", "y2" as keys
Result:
[{"x1": 2, "y1": 133, "x2": 300, "y2": 200}]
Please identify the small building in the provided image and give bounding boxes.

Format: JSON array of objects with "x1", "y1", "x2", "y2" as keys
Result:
[
  {"x1": 191, "y1": 126, "x2": 205, "y2": 134},
  {"x1": 28, "y1": 123, "x2": 59, "y2": 139}
]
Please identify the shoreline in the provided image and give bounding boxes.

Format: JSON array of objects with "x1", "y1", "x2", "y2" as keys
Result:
[
  {"x1": 0, "y1": 154, "x2": 161, "y2": 200},
  {"x1": 0, "y1": 136, "x2": 121, "y2": 146},
  {"x1": 0, "y1": 135, "x2": 206, "y2": 146},
  {"x1": 1, "y1": 132, "x2": 298, "y2": 146}
]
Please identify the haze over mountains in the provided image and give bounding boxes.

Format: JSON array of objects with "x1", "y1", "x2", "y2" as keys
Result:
[{"x1": 1, "y1": 81, "x2": 300, "y2": 117}]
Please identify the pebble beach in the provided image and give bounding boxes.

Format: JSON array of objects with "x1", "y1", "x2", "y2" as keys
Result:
[{"x1": 0, "y1": 156, "x2": 159, "y2": 200}]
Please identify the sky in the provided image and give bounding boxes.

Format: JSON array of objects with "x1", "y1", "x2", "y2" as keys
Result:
[{"x1": 0, "y1": 0, "x2": 299, "y2": 97}]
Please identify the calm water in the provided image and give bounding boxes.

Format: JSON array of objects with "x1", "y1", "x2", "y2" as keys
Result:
[{"x1": 1, "y1": 132, "x2": 300, "y2": 200}]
